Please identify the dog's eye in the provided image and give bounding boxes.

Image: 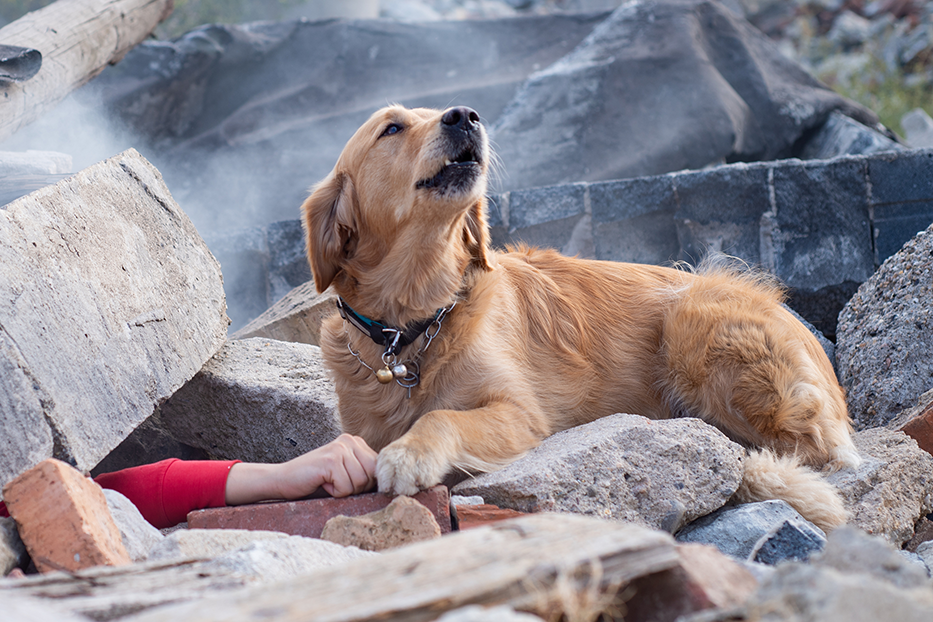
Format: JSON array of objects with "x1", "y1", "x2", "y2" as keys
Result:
[{"x1": 381, "y1": 123, "x2": 403, "y2": 137}]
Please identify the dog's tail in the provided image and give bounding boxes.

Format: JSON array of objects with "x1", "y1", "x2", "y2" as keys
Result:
[{"x1": 732, "y1": 448, "x2": 849, "y2": 533}]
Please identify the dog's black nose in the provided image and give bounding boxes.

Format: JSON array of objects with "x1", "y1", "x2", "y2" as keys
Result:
[{"x1": 442, "y1": 106, "x2": 480, "y2": 131}]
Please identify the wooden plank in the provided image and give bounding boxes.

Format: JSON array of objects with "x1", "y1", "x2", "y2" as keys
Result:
[
  {"x1": 125, "y1": 513, "x2": 679, "y2": 622},
  {"x1": 0, "y1": 0, "x2": 173, "y2": 142}
]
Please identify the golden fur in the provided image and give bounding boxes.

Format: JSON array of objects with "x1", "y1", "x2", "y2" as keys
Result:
[{"x1": 301, "y1": 105, "x2": 859, "y2": 530}]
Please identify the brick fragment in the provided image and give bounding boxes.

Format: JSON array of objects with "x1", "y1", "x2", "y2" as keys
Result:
[
  {"x1": 3, "y1": 459, "x2": 131, "y2": 573},
  {"x1": 899, "y1": 402, "x2": 933, "y2": 457},
  {"x1": 321, "y1": 496, "x2": 441, "y2": 551},
  {"x1": 187, "y1": 485, "x2": 450, "y2": 536},
  {"x1": 455, "y1": 504, "x2": 526, "y2": 530},
  {"x1": 624, "y1": 543, "x2": 758, "y2": 622}
]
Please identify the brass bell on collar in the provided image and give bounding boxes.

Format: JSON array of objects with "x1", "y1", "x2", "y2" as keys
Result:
[{"x1": 375, "y1": 367, "x2": 394, "y2": 384}]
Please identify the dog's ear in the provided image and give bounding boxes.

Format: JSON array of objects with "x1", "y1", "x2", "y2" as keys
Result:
[
  {"x1": 301, "y1": 173, "x2": 357, "y2": 292},
  {"x1": 464, "y1": 198, "x2": 493, "y2": 271}
]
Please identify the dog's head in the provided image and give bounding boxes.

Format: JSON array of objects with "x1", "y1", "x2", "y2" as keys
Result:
[{"x1": 302, "y1": 105, "x2": 493, "y2": 320}]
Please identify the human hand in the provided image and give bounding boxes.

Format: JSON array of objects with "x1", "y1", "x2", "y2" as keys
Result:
[{"x1": 224, "y1": 434, "x2": 378, "y2": 505}]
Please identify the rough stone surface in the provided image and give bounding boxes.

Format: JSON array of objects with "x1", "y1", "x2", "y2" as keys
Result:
[
  {"x1": 452, "y1": 414, "x2": 745, "y2": 532},
  {"x1": 147, "y1": 529, "x2": 288, "y2": 562},
  {"x1": 2, "y1": 458, "x2": 131, "y2": 572},
  {"x1": 159, "y1": 338, "x2": 341, "y2": 463},
  {"x1": 1, "y1": 515, "x2": 27, "y2": 575},
  {"x1": 837, "y1": 223, "x2": 933, "y2": 429},
  {"x1": 103, "y1": 489, "x2": 163, "y2": 563},
  {"x1": 750, "y1": 518, "x2": 828, "y2": 565},
  {"x1": 232, "y1": 281, "x2": 337, "y2": 346},
  {"x1": 435, "y1": 605, "x2": 545, "y2": 622},
  {"x1": 6, "y1": 595, "x2": 86, "y2": 622},
  {"x1": 815, "y1": 526, "x2": 932, "y2": 590},
  {"x1": 867, "y1": 149, "x2": 933, "y2": 266},
  {"x1": 187, "y1": 485, "x2": 451, "y2": 537},
  {"x1": 321, "y1": 496, "x2": 442, "y2": 551},
  {"x1": 491, "y1": 0, "x2": 879, "y2": 192},
  {"x1": 676, "y1": 500, "x2": 823, "y2": 563},
  {"x1": 625, "y1": 543, "x2": 759, "y2": 622},
  {"x1": 201, "y1": 535, "x2": 376, "y2": 582},
  {"x1": 826, "y1": 428, "x2": 933, "y2": 545},
  {"x1": 0, "y1": 149, "x2": 228, "y2": 485},
  {"x1": 746, "y1": 526, "x2": 933, "y2": 621}
]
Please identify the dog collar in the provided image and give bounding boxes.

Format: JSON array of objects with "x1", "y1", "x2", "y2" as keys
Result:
[{"x1": 335, "y1": 297, "x2": 448, "y2": 357}]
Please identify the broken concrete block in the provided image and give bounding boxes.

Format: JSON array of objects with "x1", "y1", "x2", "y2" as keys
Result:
[
  {"x1": 868, "y1": 149, "x2": 933, "y2": 263},
  {"x1": 321, "y1": 496, "x2": 442, "y2": 551},
  {"x1": 750, "y1": 518, "x2": 828, "y2": 565},
  {"x1": 826, "y1": 428, "x2": 933, "y2": 546},
  {"x1": 589, "y1": 176, "x2": 680, "y2": 266},
  {"x1": 3, "y1": 458, "x2": 130, "y2": 572},
  {"x1": 187, "y1": 485, "x2": 451, "y2": 537},
  {"x1": 624, "y1": 543, "x2": 759, "y2": 622},
  {"x1": 147, "y1": 529, "x2": 289, "y2": 562},
  {"x1": 0, "y1": 149, "x2": 228, "y2": 485},
  {"x1": 676, "y1": 500, "x2": 824, "y2": 563},
  {"x1": 103, "y1": 489, "x2": 163, "y2": 562},
  {"x1": 815, "y1": 525, "x2": 931, "y2": 590},
  {"x1": 231, "y1": 281, "x2": 337, "y2": 346},
  {"x1": 837, "y1": 222, "x2": 933, "y2": 429},
  {"x1": 453, "y1": 414, "x2": 745, "y2": 533},
  {"x1": 202, "y1": 535, "x2": 377, "y2": 582},
  {"x1": 159, "y1": 338, "x2": 341, "y2": 463}
]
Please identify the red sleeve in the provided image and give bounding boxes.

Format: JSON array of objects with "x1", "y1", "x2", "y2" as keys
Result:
[{"x1": 94, "y1": 459, "x2": 240, "y2": 529}]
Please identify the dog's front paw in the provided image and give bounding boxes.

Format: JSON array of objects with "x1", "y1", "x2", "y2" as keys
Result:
[{"x1": 377, "y1": 437, "x2": 448, "y2": 496}]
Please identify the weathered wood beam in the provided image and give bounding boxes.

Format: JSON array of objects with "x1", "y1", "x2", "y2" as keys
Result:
[{"x1": 0, "y1": 0, "x2": 173, "y2": 143}]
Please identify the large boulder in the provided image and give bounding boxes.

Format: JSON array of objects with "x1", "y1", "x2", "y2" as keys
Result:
[
  {"x1": 0, "y1": 149, "x2": 227, "y2": 488},
  {"x1": 159, "y1": 338, "x2": 341, "y2": 463},
  {"x1": 837, "y1": 220, "x2": 933, "y2": 429},
  {"x1": 490, "y1": 0, "x2": 883, "y2": 192},
  {"x1": 452, "y1": 413, "x2": 745, "y2": 533}
]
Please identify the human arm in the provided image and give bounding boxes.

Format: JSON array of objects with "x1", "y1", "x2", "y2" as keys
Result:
[{"x1": 223, "y1": 433, "x2": 378, "y2": 505}]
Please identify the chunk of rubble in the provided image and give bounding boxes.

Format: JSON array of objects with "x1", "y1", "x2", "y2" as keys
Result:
[
  {"x1": 453, "y1": 414, "x2": 745, "y2": 533},
  {"x1": 321, "y1": 496, "x2": 442, "y2": 551}
]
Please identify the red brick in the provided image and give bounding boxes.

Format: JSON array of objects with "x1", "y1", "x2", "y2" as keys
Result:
[
  {"x1": 188, "y1": 485, "x2": 451, "y2": 536},
  {"x1": 900, "y1": 403, "x2": 933, "y2": 456},
  {"x1": 455, "y1": 504, "x2": 527, "y2": 530},
  {"x1": 623, "y1": 543, "x2": 758, "y2": 622},
  {"x1": 3, "y1": 459, "x2": 131, "y2": 573}
]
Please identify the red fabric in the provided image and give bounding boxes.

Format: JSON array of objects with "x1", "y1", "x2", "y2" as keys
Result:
[{"x1": 0, "y1": 459, "x2": 240, "y2": 529}]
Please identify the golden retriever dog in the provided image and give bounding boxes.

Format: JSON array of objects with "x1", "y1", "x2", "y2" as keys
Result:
[{"x1": 301, "y1": 105, "x2": 860, "y2": 531}]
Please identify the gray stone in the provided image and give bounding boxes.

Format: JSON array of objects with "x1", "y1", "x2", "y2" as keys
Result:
[
  {"x1": 147, "y1": 529, "x2": 288, "y2": 562},
  {"x1": 836, "y1": 222, "x2": 933, "y2": 429},
  {"x1": 815, "y1": 526, "x2": 931, "y2": 589},
  {"x1": 159, "y1": 338, "x2": 341, "y2": 463},
  {"x1": 436, "y1": 605, "x2": 545, "y2": 622},
  {"x1": 0, "y1": 149, "x2": 228, "y2": 487},
  {"x1": 676, "y1": 500, "x2": 819, "y2": 562},
  {"x1": 104, "y1": 489, "x2": 164, "y2": 562},
  {"x1": 589, "y1": 176, "x2": 680, "y2": 266},
  {"x1": 6, "y1": 595, "x2": 87, "y2": 622},
  {"x1": 917, "y1": 540, "x2": 933, "y2": 573},
  {"x1": 202, "y1": 535, "x2": 376, "y2": 582},
  {"x1": 747, "y1": 560, "x2": 933, "y2": 622},
  {"x1": 902, "y1": 108, "x2": 933, "y2": 149},
  {"x1": 673, "y1": 162, "x2": 771, "y2": 265},
  {"x1": 867, "y1": 148, "x2": 933, "y2": 264},
  {"x1": 750, "y1": 518, "x2": 827, "y2": 565},
  {"x1": 490, "y1": 0, "x2": 879, "y2": 192},
  {"x1": 231, "y1": 281, "x2": 337, "y2": 347},
  {"x1": 452, "y1": 414, "x2": 745, "y2": 532},
  {"x1": 798, "y1": 110, "x2": 902, "y2": 160},
  {"x1": 1, "y1": 515, "x2": 27, "y2": 575},
  {"x1": 825, "y1": 428, "x2": 933, "y2": 546}
]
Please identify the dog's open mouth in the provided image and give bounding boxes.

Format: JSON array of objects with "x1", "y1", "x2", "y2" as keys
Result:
[{"x1": 416, "y1": 145, "x2": 483, "y2": 192}]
